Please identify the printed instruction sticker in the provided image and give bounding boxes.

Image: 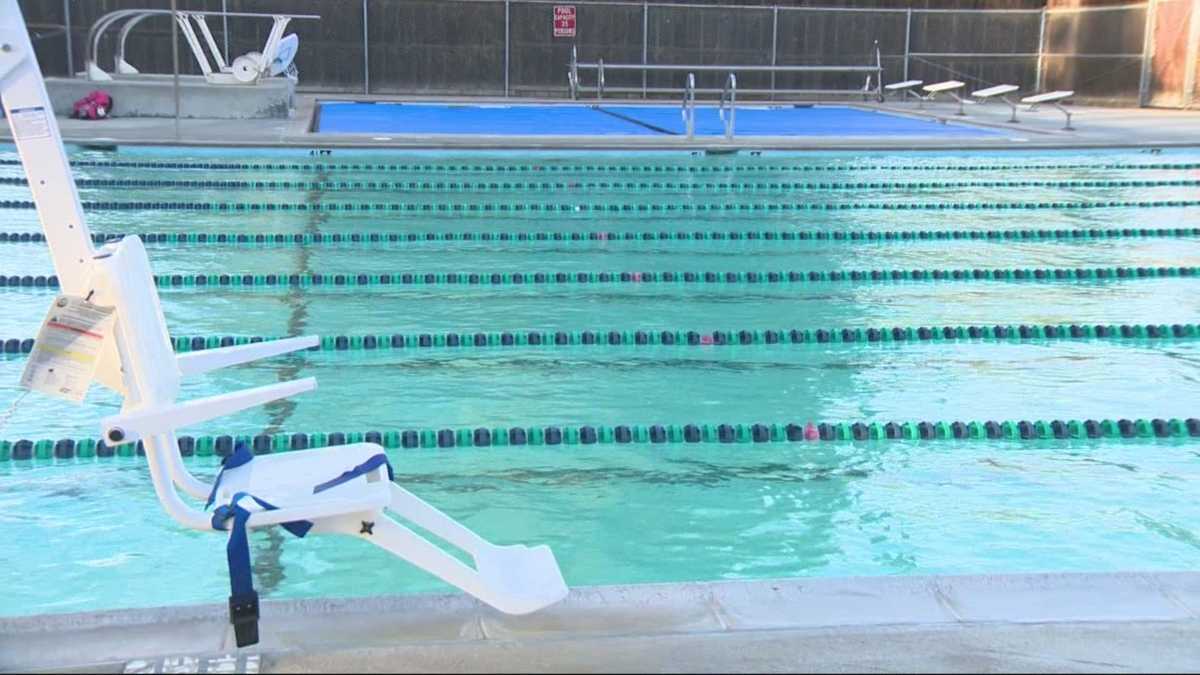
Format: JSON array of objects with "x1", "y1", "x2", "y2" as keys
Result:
[
  {"x1": 9, "y1": 106, "x2": 51, "y2": 140},
  {"x1": 20, "y1": 295, "x2": 116, "y2": 403}
]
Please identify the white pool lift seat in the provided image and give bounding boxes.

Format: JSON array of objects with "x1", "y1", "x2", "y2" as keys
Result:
[
  {"x1": 0, "y1": 0, "x2": 567, "y2": 649},
  {"x1": 1022, "y1": 90, "x2": 1076, "y2": 130},
  {"x1": 971, "y1": 84, "x2": 1021, "y2": 123},
  {"x1": 884, "y1": 79, "x2": 924, "y2": 102},
  {"x1": 921, "y1": 80, "x2": 967, "y2": 115}
]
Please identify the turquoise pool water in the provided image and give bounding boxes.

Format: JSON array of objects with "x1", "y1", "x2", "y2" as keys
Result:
[{"x1": 1, "y1": 146, "x2": 1200, "y2": 617}]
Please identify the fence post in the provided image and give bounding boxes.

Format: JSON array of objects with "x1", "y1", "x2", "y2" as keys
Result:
[
  {"x1": 903, "y1": 8, "x2": 912, "y2": 82},
  {"x1": 770, "y1": 5, "x2": 778, "y2": 99},
  {"x1": 62, "y1": 0, "x2": 72, "y2": 77},
  {"x1": 1034, "y1": 7, "x2": 1046, "y2": 91},
  {"x1": 1139, "y1": 0, "x2": 1158, "y2": 106},
  {"x1": 221, "y1": 0, "x2": 229, "y2": 64},
  {"x1": 642, "y1": 2, "x2": 648, "y2": 99},
  {"x1": 1183, "y1": 0, "x2": 1199, "y2": 106},
  {"x1": 504, "y1": 0, "x2": 510, "y2": 97},
  {"x1": 362, "y1": 0, "x2": 370, "y2": 95}
]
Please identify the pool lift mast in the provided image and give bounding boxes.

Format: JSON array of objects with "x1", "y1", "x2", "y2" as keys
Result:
[{"x1": 0, "y1": 0, "x2": 567, "y2": 648}]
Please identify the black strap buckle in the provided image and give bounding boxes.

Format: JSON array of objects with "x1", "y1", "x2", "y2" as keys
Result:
[{"x1": 228, "y1": 591, "x2": 260, "y2": 648}]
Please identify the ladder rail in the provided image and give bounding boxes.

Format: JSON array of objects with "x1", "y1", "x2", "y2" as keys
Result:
[{"x1": 719, "y1": 72, "x2": 736, "y2": 140}]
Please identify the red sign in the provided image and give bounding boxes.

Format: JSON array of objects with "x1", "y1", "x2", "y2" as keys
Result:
[{"x1": 553, "y1": 5, "x2": 576, "y2": 38}]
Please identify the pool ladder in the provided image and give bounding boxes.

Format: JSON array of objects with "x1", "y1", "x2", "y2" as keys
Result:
[{"x1": 680, "y1": 72, "x2": 735, "y2": 140}]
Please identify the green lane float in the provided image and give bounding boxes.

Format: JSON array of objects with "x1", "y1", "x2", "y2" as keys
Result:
[
  {"x1": 1, "y1": 199, "x2": 1198, "y2": 214},
  {"x1": 2, "y1": 322, "x2": 1197, "y2": 356},
  {"x1": 3, "y1": 176, "x2": 1198, "y2": 193},
  {"x1": 2, "y1": 158, "x2": 1199, "y2": 174},
  {"x1": 3, "y1": 415, "x2": 1198, "y2": 461},
  {"x1": 2, "y1": 227, "x2": 1198, "y2": 248},
  {"x1": 2, "y1": 266, "x2": 1197, "y2": 292}
]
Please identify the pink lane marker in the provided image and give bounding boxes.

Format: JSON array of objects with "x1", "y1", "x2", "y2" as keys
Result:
[
  {"x1": 804, "y1": 423, "x2": 820, "y2": 441},
  {"x1": 699, "y1": 334, "x2": 715, "y2": 345},
  {"x1": 596, "y1": 232, "x2": 608, "y2": 241},
  {"x1": 631, "y1": 272, "x2": 643, "y2": 282}
]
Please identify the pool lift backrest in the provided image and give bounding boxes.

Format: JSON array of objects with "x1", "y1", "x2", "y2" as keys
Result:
[{"x1": 0, "y1": 0, "x2": 567, "y2": 648}]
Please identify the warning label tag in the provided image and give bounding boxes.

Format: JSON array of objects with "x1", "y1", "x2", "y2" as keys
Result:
[
  {"x1": 10, "y1": 106, "x2": 51, "y2": 141},
  {"x1": 20, "y1": 295, "x2": 116, "y2": 403}
]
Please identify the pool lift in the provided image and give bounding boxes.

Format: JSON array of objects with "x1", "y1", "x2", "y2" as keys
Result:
[
  {"x1": 85, "y1": 9, "x2": 313, "y2": 84},
  {"x1": 0, "y1": 0, "x2": 567, "y2": 648}
]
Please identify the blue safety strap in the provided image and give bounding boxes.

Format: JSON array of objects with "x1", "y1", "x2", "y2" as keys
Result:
[
  {"x1": 205, "y1": 442, "x2": 255, "y2": 509},
  {"x1": 312, "y1": 453, "x2": 394, "y2": 494}
]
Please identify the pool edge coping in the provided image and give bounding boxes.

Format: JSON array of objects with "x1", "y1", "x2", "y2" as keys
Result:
[{"x1": 3, "y1": 571, "x2": 1199, "y2": 672}]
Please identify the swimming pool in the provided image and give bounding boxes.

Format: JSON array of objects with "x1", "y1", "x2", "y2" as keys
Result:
[
  {"x1": 314, "y1": 102, "x2": 999, "y2": 137},
  {"x1": 2, "y1": 145, "x2": 1200, "y2": 617}
]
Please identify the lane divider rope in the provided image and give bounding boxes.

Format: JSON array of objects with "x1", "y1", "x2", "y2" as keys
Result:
[
  {"x1": 3, "y1": 159, "x2": 1198, "y2": 173},
  {"x1": 2, "y1": 266, "x2": 1196, "y2": 291},
  {"x1": 3, "y1": 177, "x2": 1198, "y2": 192},
  {"x1": 1, "y1": 322, "x2": 1197, "y2": 355},
  {"x1": 4, "y1": 415, "x2": 1199, "y2": 461},
  {"x1": 0, "y1": 226, "x2": 1189, "y2": 247},
  {"x1": 0, "y1": 199, "x2": 1195, "y2": 214}
]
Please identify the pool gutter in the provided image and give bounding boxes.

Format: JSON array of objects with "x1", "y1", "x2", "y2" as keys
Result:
[{"x1": 3, "y1": 571, "x2": 1198, "y2": 673}]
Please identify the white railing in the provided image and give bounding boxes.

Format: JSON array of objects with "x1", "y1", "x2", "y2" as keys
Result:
[
  {"x1": 719, "y1": 72, "x2": 736, "y2": 139},
  {"x1": 681, "y1": 72, "x2": 696, "y2": 139}
]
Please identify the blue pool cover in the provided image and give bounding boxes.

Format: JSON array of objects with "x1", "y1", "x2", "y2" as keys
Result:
[{"x1": 316, "y1": 102, "x2": 997, "y2": 137}]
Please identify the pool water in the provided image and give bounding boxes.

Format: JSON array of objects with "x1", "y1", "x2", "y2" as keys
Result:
[{"x1": 1, "y1": 145, "x2": 1200, "y2": 617}]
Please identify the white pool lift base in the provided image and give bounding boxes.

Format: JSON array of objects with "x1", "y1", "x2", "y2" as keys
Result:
[{"x1": 0, "y1": 0, "x2": 567, "y2": 649}]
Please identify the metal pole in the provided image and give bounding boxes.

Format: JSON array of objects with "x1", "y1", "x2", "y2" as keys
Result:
[
  {"x1": 362, "y1": 0, "x2": 370, "y2": 95},
  {"x1": 903, "y1": 8, "x2": 912, "y2": 82},
  {"x1": 504, "y1": 0, "x2": 510, "y2": 97},
  {"x1": 170, "y1": 0, "x2": 180, "y2": 140},
  {"x1": 1139, "y1": 0, "x2": 1158, "y2": 106},
  {"x1": 62, "y1": 0, "x2": 73, "y2": 77},
  {"x1": 1034, "y1": 7, "x2": 1046, "y2": 91},
  {"x1": 770, "y1": 5, "x2": 778, "y2": 99},
  {"x1": 642, "y1": 2, "x2": 648, "y2": 99},
  {"x1": 221, "y1": 0, "x2": 229, "y2": 63}
]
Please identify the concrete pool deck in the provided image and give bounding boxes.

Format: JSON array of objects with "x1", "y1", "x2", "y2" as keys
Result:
[
  {"x1": 1, "y1": 95, "x2": 1197, "y2": 152},
  {"x1": 3, "y1": 572, "x2": 1199, "y2": 673}
]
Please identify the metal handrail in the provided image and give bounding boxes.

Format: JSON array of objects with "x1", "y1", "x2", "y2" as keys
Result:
[
  {"x1": 567, "y1": 42, "x2": 884, "y2": 101},
  {"x1": 719, "y1": 72, "x2": 736, "y2": 139},
  {"x1": 681, "y1": 72, "x2": 696, "y2": 139},
  {"x1": 567, "y1": 44, "x2": 580, "y2": 100},
  {"x1": 573, "y1": 62, "x2": 880, "y2": 73}
]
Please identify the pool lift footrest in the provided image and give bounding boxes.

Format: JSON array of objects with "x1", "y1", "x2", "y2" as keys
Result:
[{"x1": 0, "y1": 0, "x2": 567, "y2": 649}]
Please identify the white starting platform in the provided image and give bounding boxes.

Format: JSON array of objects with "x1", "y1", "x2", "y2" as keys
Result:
[
  {"x1": 1023, "y1": 90, "x2": 1077, "y2": 130},
  {"x1": 922, "y1": 80, "x2": 967, "y2": 115},
  {"x1": 971, "y1": 84, "x2": 1021, "y2": 122},
  {"x1": 884, "y1": 79, "x2": 924, "y2": 102}
]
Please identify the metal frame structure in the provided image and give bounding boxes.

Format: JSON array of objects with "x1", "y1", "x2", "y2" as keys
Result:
[{"x1": 0, "y1": 0, "x2": 565, "y2": 651}]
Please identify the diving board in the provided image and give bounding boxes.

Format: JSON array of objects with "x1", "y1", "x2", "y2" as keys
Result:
[{"x1": 0, "y1": 0, "x2": 567, "y2": 650}]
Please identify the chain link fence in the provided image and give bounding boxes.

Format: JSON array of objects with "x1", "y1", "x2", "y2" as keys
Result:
[{"x1": 18, "y1": 0, "x2": 1199, "y2": 107}]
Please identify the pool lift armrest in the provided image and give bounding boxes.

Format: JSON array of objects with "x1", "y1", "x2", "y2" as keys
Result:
[{"x1": 0, "y1": 0, "x2": 567, "y2": 649}]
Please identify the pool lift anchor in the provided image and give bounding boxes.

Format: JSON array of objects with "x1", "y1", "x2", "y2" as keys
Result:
[{"x1": 0, "y1": 0, "x2": 568, "y2": 648}]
